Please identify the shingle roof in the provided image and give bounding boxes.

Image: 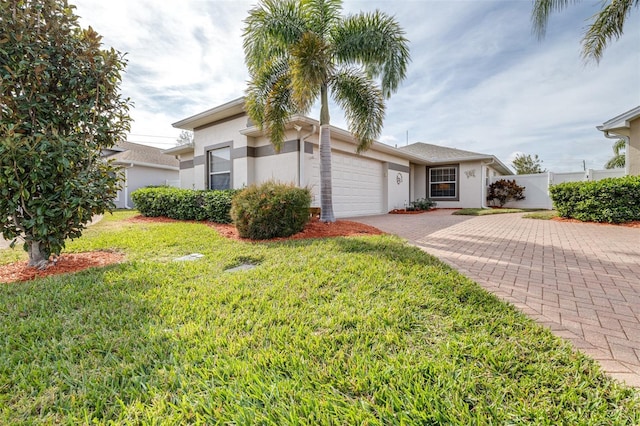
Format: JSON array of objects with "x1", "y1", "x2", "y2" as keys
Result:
[
  {"x1": 399, "y1": 142, "x2": 490, "y2": 162},
  {"x1": 104, "y1": 141, "x2": 179, "y2": 168}
]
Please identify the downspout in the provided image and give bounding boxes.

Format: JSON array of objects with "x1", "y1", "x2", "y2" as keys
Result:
[
  {"x1": 297, "y1": 125, "x2": 317, "y2": 187},
  {"x1": 480, "y1": 158, "x2": 495, "y2": 209},
  {"x1": 603, "y1": 130, "x2": 630, "y2": 176}
]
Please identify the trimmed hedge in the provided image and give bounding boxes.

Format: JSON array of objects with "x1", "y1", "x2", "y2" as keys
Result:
[
  {"x1": 549, "y1": 176, "x2": 640, "y2": 223},
  {"x1": 231, "y1": 181, "x2": 311, "y2": 239},
  {"x1": 131, "y1": 187, "x2": 238, "y2": 223}
]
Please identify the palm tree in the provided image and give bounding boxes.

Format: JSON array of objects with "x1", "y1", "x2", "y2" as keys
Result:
[
  {"x1": 243, "y1": 0, "x2": 410, "y2": 222},
  {"x1": 532, "y1": 0, "x2": 639, "y2": 63},
  {"x1": 605, "y1": 139, "x2": 626, "y2": 169}
]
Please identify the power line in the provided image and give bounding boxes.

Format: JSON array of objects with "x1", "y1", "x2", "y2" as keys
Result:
[{"x1": 128, "y1": 133, "x2": 179, "y2": 139}]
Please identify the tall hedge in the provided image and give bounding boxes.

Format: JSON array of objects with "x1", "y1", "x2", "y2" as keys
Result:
[
  {"x1": 549, "y1": 176, "x2": 640, "y2": 223},
  {"x1": 131, "y1": 187, "x2": 237, "y2": 223},
  {"x1": 231, "y1": 181, "x2": 311, "y2": 239}
]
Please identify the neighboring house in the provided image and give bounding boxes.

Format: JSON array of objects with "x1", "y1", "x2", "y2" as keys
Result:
[
  {"x1": 166, "y1": 98, "x2": 512, "y2": 217},
  {"x1": 597, "y1": 105, "x2": 640, "y2": 176},
  {"x1": 102, "y1": 141, "x2": 180, "y2": 209}
]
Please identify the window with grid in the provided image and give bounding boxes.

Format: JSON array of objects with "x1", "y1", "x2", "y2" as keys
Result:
[
  {"x1": 208, "y1": 147, "x2": 231, "y2": 190},
  {"x1": 429, "y1": 166, "x2": 457, "y2": 198}
]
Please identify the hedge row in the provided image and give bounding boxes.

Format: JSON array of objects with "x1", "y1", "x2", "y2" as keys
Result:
[
  {"x1": 549, "y1": 176, "x2": 640, "y2": 223},
  {"x1": 130, "y1": 187, "x2": 238, "y2": 223}
]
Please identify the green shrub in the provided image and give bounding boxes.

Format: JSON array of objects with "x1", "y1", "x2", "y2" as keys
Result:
[
  {"x1": 407, "y1": 197, "x2": 437, "y2": 211},
  {"x1": 549, "y1": 176, "x2": 640, "y2": 223},
  {"x1": 487, "y1": 179, "x2": 526, "y2": 207},
  {"x1": 131, "y1": 187, "x2": 237, "y2": 223},
  {"x1": 231, "y1": 181, "x2": 311, "y2": 239}
]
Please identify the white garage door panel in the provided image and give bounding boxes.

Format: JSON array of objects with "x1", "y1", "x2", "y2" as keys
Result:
[{"x1": 311, "y1": 151, "x2": 384, "y2": 217}]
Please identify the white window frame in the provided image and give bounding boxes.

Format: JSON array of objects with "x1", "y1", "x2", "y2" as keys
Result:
[
  {"x1": 428, "y1": 165, "x2": 459, "y2": 201},
  {"x1": 208, "y1": 146, "x2": 231, "y2": 190}
]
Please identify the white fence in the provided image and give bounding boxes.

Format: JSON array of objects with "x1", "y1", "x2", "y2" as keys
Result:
[{"x1": 491, "y1": 169, "x2": 626, "y2": 210}]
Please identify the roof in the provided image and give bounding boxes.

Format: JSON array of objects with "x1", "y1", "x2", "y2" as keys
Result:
[
  {"x1": 103, "y1": 141, "x2": 179, "y2": 169},
  {"x1": 597, "y1": 105, "x2": 640, "y2": 135},
  {"x1": 400, "y1": 142, "x2": 513, "y2": 174},
  {"x1": 172, "y1": 98, "x2": 512, "y2": 174},
  {"x1": 172, "y1": 97, "x2": 246, "y2": 130}
]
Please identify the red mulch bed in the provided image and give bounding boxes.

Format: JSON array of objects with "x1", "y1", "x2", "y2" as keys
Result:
[
  {"x1": 0, "y1": 251, "x2": 125, "y2": 284},
  {"x1": 389, "y1": 209, "x2": 431, "y2": 215},
  {"x1": 551, "y1": 217, "x2": 640, "y2": 228},
  {"x1": 207, "y1": 218, "x2": 384, "y2": 241}
]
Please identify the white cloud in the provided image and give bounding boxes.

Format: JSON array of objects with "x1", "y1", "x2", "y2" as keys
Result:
[{"x1": 72, "y1": 0, "x2": 639, "y2": 172}]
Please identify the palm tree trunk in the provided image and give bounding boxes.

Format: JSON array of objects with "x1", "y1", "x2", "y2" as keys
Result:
[{"x1": 319, "y1": 85, "x2": 335, "y2": 223}]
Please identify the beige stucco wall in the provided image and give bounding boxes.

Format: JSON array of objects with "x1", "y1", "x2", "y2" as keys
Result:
[
  {"x1": 387, "y1": 167, "x2": 410, "y2": 211},
  {"x1": 176, "y1": 152, "x2": 195, "y2": 189},
  {"x1": 427, "y1": 161, "x2": 483, "y2": 209},
  {"x1": 629, "y1": 117, "x2": 640, "y2": 176},
  {"x1": 410, "y1": 164, "x2": 427, "y2": 201}
]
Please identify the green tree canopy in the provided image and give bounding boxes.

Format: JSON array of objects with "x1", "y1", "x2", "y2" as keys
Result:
[
  {"x1": 512, "y1": 153, "x2": 547, "y2": 174},
  {"x1": 532, "y1": 0, "x2": 639, "y2": 63},
  {"x1": 604, "y1": 138, "x2": 626, "y2": 169},
  {"x1": 243, "y1": 0, "x2": 410, "y2": 222},
  {"x1": 0, "y1": 0, "x2": 131, "y2": 268}
]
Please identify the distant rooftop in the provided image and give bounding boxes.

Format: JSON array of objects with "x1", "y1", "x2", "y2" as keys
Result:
[{"x1": 104, "y1": 141, "x2": 179, "y2": 169}]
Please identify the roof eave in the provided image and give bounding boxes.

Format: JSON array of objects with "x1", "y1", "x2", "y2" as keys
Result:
[
  {"x1": 599, "y1": 105, "x2": 640, "y2": 132},
  {"x1": 163, "y1": 145, "x2": 195, "y2": 156},
  {"x1": 172, "y1": 97, "x2": 245, "y2": 130},
  {"x1": 112, "y1": 160, "x2": 179, "y2": 171}
]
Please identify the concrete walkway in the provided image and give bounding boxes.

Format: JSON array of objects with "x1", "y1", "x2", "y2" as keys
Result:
[{"x1": 354, "y1": 210, "x2": 640, "y2": 387}]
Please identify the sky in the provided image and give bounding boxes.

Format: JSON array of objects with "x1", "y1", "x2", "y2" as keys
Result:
[{"x1": 72, "y1": 0, "x2": 640, "y2": 172}]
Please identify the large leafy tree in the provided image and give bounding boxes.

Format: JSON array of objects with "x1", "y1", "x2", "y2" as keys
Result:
[
  {"x1": 0, "y1": 0, "x2": 131, "y2": 268},
  {"x1": 604, "y1": 139, "x2": 626, "y2": 169},
  {"x1": 243, "y1": 0, "x2": 410, "y2": 222},
  {"x1": 532, "y1": 0, "x2": 639, "y2": 63},
  {"x1": 512, "y1": 153, "x2": 547, "y2": 174}
]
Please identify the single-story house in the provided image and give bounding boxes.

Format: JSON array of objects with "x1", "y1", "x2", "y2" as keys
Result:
[
  {"x1": 102, "y1": 141, "x2": 180, "y2": 209},
  {"x1": 597, "y1": 105, "x2": 640, "y2": 176},
  {"x1": 165, "y1": 98, "x2": 512, "y2": 218}
]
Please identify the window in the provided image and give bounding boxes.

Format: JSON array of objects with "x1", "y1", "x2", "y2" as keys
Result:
[
  {"x1": 208, "y1": 147, "x2": 231, "y2": 190},
  {"x1": 429, "y1": 166, "x2": 458, "y2": 199}
]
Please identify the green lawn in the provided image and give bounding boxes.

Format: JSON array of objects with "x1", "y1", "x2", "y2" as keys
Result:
[
  {"x1": 1, "y1": 212, "x2": 638, "y2": 424},
  {"x1": 453, "y1": 208, "x2": 544, "y2": 216},
  {"x1": 523, "y1": 210, "x2": 559, "y2": 220}
]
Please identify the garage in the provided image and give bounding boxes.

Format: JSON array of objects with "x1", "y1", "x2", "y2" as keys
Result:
[{"x1": 310, "y1": 150, "x2": 384, "y2": 218}]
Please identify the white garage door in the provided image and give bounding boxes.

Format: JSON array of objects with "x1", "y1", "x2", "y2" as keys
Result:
[{"x1": 311, "y1": 151, "x2": 384, "y2": 218}]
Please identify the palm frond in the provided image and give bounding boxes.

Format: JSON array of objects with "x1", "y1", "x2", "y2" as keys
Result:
[
  {"x1": 613, "y1": 138, "x2": 626, "y2": 155},
  {"x1": 330, "y1": 68, "x2": 384, "y2": 153},
  {"x1": 531, "y1": 0, "x2": 579, "y2": 39},
  {"x1": 331, "y1": 11, "x2": 410, "y2": 98},
  {"x1": 245, "y1": 59, "x2": 297, "y2": 152},
  {"x1": 605, "y1": 154, "x2": 625, "y2": 169},
  {"x1": 243, "y1": 0, "x2": 305, "y2": 74},
  {"x1": 290, "y1": 32, "x2": 330, "y2": 113},
  {"x1": 301, "y1": 0, "x2": 342, "y2": 38},
  {"x1": 582, "y1": 0, "x2": 636, "y2": 63}
]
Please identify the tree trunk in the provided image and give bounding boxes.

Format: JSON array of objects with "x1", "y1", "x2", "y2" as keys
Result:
[
  {"x1": 27, "y1": 240, "x2": 50, "y2": 270},
  {"x1": 319, "y1": 85, "x2": 335, "y2": 223}
]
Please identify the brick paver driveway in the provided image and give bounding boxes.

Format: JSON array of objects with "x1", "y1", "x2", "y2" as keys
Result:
[{"x1": 354, "y1": 210, "x2": 640, "y2": 387}]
